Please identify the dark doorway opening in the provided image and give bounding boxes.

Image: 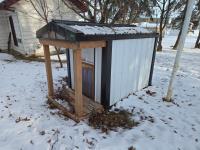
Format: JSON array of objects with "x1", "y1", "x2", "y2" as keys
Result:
[{"x1": 9, "y1": 16, "x2": 18, "y2": 46}]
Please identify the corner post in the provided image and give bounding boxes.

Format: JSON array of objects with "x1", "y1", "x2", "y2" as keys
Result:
[
  {"x1": 43, "y1": 45, "x2": 54, "y2": 97},
  {"x1": 73, "y1": 48, "x2": 83, "y2": 117}
]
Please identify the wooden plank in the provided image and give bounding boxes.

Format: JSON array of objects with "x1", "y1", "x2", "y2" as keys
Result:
[
  {"x1": 48, "y1": 97, "x2": 80, "y2": 122},
  {"x1": 39, "y1": 39, "x2": 106, "y2": 49},
  {"x1": 73, "y1": 48, "x2": 83, "y2": 117},
  {"x1": 80, "y1": 41, "x2": 106, "y2": 49},
  {"x1": 60, "y1": 88, "x2": 104, "y2": 114},
  {"x1": 43, "y1": 45, "x2": 54, "y2": 97},
  {"x1": 40, "y1": 39, "x2": 79, "y2": 49}
]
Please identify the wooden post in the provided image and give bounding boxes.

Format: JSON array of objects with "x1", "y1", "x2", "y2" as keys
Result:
[
  {"x1": 43, "y1": 45, "x2": 54, "y2": 97},
  {"x1": 73, "y1": 48, "x2": 83, "y2": 117}
]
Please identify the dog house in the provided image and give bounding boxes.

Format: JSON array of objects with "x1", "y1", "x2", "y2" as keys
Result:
[{"x1": 36, "y1": 20, "x2": 158, "y2": 121}]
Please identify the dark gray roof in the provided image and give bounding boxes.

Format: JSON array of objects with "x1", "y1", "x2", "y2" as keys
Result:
[{"x1": 36, "y1": 20, "x2": 158, "y2": 41}]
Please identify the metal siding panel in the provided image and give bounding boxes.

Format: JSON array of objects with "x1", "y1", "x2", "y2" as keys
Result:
[
  {"x1": 127, "y1": 40, "x2": 134, "y2": 93},
  {"x1": 121, "y1": 41, "x2": 131, "y2": 98},
  {"x1": 111, "y1": 41, "x2": 120, "y2": 104},
  {"x1": 144, "y1": 38, "x2": 152, "y2": 86},
  {"x1": 142, "y1": 38, "x2": 150, "y2": 87},
  {"x1": 140, "y1": 38, "x2": 155, "y2": 88},
  {"x1": 117, "y1": 43, "x2": 123, "y2": 101},
  {"x1": 110, "y1": 42, "x2": 118, "y2": 104},
  {"x1": 134, "y1": 39, "x2": 141, "y2": 91},
  {"x1": 139, "y1": 38, "x2": 147, "y2": 89},
  {"x1": 110, "y1": 38, "x2": 155, "y2": 105},
  {"x1": 131, "y1": 40, "x2": 139, "y2": 91},
  {"x1": 121, "y1": 42, "x2": 128, "y2": 98},
  {"x1": 95, "y1": 48, "x2": 102, "y2": 103}
]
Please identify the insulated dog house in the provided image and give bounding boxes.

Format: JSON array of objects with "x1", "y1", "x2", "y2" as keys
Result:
[{"x1": 36, "y1": 20, "x2": 158, "y2": 121}]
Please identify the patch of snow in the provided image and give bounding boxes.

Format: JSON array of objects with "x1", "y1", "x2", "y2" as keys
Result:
[
  {"x1": 0, "y1": 53, "x2": 15, "y2": 61},
  {"x1": 58, "y1": 23, "x2": 151, "y2": 35},
  {"x1": 139, "y1": 22, "x2": 158, "y2": 28}
]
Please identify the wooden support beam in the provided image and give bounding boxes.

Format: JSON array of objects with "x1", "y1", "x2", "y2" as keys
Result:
[
  {"x1": 39, "y1": 39, "x2": 106, "y2": 49},
  {"x1": 40, "y1": 39, "x2": 79, "y2": 49},
  {"x1": 73, "y1": 48, "x2": 83, "y2": 117},
  {"x1": 79, "y1": 41, "x2": 106, "y2": 49},
  {"x1": 43, "y1": 45, "x2": 54, "y2": 97},
  {"x1": 48, "y1": 96, "x2": 80, "y2": 122}
]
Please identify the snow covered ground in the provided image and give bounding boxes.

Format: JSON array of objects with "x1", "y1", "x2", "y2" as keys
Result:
[{"x1": 0, "y1": 35, "x2": 200, "y2": 150}]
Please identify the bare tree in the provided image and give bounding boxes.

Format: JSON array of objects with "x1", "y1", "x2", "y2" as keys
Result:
[
  {"x1": 28, "y1": 0, "x2": 63, "y2": 68},
  {"x1": 63, "y1": 0, "x2": 153, "y2": 24},
  {"x1": 195, "y1": 26, "x2": 200, "y2": 48},
  {"x1": 173, "y1": 0, "x2": 188, "y2": 50},
  {"x1": 155, "y1": 0, "x2": 177, "y2": 51},
  {"x1": 173, "y1": 0, "x2": 199, "y2": 49},
  {"x1": 194, "y1": 2, "x2": 200, "y2": 48},
  {"x1": 165, "y1": 0, "x2": 195, "y2": 102}
]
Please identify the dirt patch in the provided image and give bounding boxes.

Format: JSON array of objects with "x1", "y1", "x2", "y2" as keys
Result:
[{"x1": 89, "y1": 109, "x2": 139, "y2": 133}]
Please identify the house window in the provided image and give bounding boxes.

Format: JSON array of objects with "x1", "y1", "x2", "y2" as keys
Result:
[{"x1": 9, "y1": 16, "x2": 18, "y2": 46}]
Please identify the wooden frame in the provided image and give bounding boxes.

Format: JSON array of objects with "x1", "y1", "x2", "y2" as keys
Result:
[
  {"x1": 43, "y1": 45, "x2": 54, "y2": 96},
  {"x1": 41, "y1": 40, "x2": 106, "y2": 122},
  {"x1": 40, "y1": 39, "x2": 106, "y2": 49}
]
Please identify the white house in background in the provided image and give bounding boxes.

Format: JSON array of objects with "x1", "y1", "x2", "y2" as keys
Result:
[{"x1": 0, "y1": 0, "x2": 86, "y2": 55}]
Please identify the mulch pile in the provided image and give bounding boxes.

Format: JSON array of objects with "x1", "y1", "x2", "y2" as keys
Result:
[{"x1": 89, "y1": 109, "x2": 139, "y2": 133}]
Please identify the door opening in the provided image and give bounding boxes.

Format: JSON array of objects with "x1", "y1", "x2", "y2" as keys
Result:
[{"x1": 9, "y1": 16, "x2": 18, "y2": 46}]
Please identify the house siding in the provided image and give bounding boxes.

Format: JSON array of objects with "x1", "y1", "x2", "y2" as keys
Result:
[
  {"x1": 0, "y1": 12, "x2": 10, "y2": 50},
  {"x1": 0, "y1": 11, "x2": 24, "y2": 52},
  {"x1": 11, "y1": 0, "x2": 79, "y2": 55},
  {"x1": 109, "y1": 38, "x2": 155, "y2": 105}
]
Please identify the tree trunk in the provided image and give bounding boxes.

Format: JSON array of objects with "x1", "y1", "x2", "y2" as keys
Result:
[
  {"x1": 157, "y1": 33, "x2": 163, "y2": 51},
  {"x1": 165, "y1": 0, "x2": 195, "y2": 102},
  {"x1": 173, "y1": 28, "x2": 182, "y2": 49},
  {"x1": 54, "y1": 33, "x2": 63, "y2": 68},
  {"x1": 157, "y1": 2, "x2": 165, "y2": 51},
  {"x1": 173, "y1": 1, "x2": 188, "y2": 50},
  {"x1": 157, "y1": 17, "x2": 164, "y2": 51},
  {"x1": 55, "y1": 47, "x2": 63, "y2": 68},
  {"x1": 195, "y1": 30, "x2": 200, "y2": 48},
  {"x1": 195, "y1": 20, "x2": 200, "y2": 48}
]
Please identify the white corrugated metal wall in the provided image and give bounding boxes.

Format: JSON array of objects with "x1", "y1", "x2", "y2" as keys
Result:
[
  {"x1": 94, "y1": 48, "x2": 102, "y2": 103},
  {"x1": 110, "y1": 38, "x2": 155, "y2": 105}
]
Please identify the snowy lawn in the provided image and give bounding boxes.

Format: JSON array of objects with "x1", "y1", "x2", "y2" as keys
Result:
[{"x1": 0, "y1": 36, "x2": 200, "y2": 150}]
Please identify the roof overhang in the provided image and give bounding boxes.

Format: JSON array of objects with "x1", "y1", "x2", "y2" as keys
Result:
[
  {"x1": 36, "y1": 20, "x2": 158, "y2": 42},
  {"x1": 0, "y1": 0, "x2": 19, "y2": 10}
]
